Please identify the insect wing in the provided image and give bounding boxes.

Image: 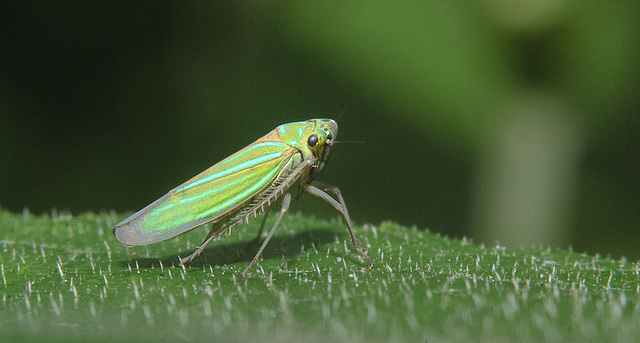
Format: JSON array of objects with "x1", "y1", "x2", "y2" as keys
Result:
[{"x1": 114, "y1": 131, "x2": 296, "y2": 246}]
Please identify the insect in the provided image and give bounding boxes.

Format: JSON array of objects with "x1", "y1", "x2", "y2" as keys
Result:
[{"x1": 113, "y1": 118, "x2": 373, "y2": 277}]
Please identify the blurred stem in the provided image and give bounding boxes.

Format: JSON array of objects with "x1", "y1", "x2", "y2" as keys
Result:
[{"x1": 473, "y1": 91, "x2": 583, "y2": 248}]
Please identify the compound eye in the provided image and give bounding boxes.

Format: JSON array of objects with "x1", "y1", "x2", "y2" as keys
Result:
[
  {"x1": 327, "y1": 133, "x2": 333, "y2": 141},
  {"x1": 307, "y1": 134, "x2": 319, "y2": 147}
]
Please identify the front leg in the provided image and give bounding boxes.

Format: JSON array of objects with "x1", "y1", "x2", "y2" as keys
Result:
[{"x1": 303, "y1": 182, "x2": 373, "y2": 268}]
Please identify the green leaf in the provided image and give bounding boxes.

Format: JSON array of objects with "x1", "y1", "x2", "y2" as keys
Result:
[{"x1": 1, "y1": 209, "x2": 639, "y2": 342}]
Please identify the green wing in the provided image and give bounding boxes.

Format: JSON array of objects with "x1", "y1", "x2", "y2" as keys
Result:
[{"x1": 114, "y1": 139, "x2": 296, "y2": 246}]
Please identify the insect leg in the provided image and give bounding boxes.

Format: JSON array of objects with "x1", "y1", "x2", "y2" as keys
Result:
[
  {"x1": 242, "y1": 193, "x2": 291, "y2": 278},
  {"x1": 178, "y1": 230, "x2": 218, "y2": 266},
  {"x1": 246, "y1": 206, "x2": 271, "y2": 250},
  {"x1": 304, "y1": 182, "x2": 373, "y2": 268}
]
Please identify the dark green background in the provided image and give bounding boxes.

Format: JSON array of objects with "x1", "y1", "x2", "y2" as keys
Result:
[{"x1": 1, "y1": 2, "x2": 639, "y2": 259}]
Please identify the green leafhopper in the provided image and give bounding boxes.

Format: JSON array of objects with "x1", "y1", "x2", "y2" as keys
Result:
[{"x1": 113, "y1": 119, "x2": 373, "y2": 277}]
